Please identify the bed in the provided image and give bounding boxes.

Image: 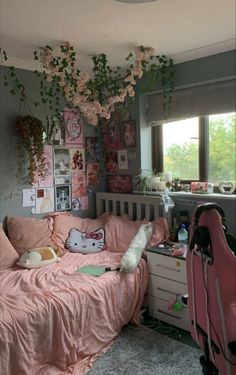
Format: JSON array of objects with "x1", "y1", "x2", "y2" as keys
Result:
[{"x1": 0, "y1": 192, "x2": 172, "y2": 375}]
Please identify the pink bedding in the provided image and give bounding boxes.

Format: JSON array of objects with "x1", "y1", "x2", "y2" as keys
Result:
[{"x1": 0, "y1": 251, "x2": 148, "y2": 375}]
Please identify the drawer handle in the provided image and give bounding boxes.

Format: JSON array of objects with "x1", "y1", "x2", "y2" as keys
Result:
[
  {"x1": 158, "y1": 309, "x2": 182, "y2": 320},
  {"x1": 156, "y1": 265, "x2": 181, "y2": 272},
  {"x1": 157, "y1": 287, "x2": 176, "y2": 295}
]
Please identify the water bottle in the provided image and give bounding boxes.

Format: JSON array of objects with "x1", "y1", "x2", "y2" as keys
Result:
[{"x1": 178, "y1": 224, "x2": 188, "y2": 244}]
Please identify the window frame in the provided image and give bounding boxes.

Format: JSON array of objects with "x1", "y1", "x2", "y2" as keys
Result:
[{"x1": 152, "y1": 114, "x2": 235, "y2": 192}]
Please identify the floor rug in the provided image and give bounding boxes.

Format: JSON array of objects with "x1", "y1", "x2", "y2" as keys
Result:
[{"x1": 88, "y1": 324, "x2": 202, "y2": 374}]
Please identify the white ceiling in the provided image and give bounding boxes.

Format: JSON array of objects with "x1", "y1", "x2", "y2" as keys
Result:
[{"x1": 1, "y1": 0, "x2": 235, "y2": 72}]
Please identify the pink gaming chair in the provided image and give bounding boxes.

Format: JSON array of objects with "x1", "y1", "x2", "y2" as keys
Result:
[{"x1": 186, "y1": 203, "x2": 236, "y2": 375}]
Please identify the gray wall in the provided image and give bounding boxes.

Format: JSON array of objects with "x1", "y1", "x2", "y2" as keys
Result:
[
  {"x1": 1, "y1": 50, "x2": 235, "y2": 233},
  {"x1": 0, "y1": 66, "x2": 106, "y2": 221}
]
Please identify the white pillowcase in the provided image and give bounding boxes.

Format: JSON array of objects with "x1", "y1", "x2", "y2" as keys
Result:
[{"x1": 120, "y1": 222, "x2": 153, "y2": 273}]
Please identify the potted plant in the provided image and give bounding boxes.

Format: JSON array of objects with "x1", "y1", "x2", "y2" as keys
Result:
[{"x1": 15, "y1": 115, "x2": 46, "y2": 184}]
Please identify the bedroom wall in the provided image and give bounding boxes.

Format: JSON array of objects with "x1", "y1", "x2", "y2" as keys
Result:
[
  {"x1": 0, "y1": 50, "x2": 235, "y2": 229},
  {"x1": 0, "y1": 66, "x2": 107, "y2": 221}
]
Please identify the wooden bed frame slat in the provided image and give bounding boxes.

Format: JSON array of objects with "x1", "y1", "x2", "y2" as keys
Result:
[{"x1": 96, "y1": 192, "x2": 172, "y2": 227}]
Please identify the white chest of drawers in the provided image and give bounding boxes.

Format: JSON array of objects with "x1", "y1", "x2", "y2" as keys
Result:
[{"x1": 146, "y1": 247, "x2": 190, "y2": 332}]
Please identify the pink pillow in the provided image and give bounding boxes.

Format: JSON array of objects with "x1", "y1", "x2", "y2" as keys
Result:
[
  {"x1": 105, "y1": 215, "x2": 143, "y2": 253},
  {"x1": 51, "y1": 212, "x2": 110, "y2": 249},
  {"x1": 147, "y1": 217, "x2": 170, "y2": 247},
  {"x1": 7, "y1": 216, "x2": 52, "y2": 256},
  {"x1": 105, "y1": 214, "x2": 169, "y2": 253},
  {"x1": 0, "y1": 224, "x2": 19, "y2": 269}
]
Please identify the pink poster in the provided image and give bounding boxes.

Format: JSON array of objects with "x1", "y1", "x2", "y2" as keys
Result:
[
  {"x1": 64, "y1": 109, "x2": 84, "y2": 147},
  {"x1": 103, "y1": 110, "x2": 122, "y2": 150},
  {"x1": 87, "y1": 163, "x2": 99, "y2": 187},
  {"x1": 72, "y1": 172, "x2": 87, "y2": 198},
  {"x1": 32, "y1": 145, "x2": 54, "y2": 187},
  {"x1": 70, "y1": 148, "x2": 85, "y2": 172}
]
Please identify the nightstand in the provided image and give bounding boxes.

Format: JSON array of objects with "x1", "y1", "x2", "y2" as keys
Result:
[{"x1": 146, "y1": 245, "x2": 190, "y2": 332}]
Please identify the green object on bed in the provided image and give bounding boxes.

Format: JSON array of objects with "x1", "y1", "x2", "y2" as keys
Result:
[{"x1": 76, "y1": 265, "x2": 107, "y2": 276}]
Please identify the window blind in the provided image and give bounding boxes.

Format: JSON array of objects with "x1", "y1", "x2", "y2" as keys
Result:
[{"x1": 147, "y1": 78, "x2": 236, "y2": 125}]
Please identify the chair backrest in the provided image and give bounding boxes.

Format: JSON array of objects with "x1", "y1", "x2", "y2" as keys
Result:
[{"x1": 186, "y1": 203, "x2": 236, "y2": 375}]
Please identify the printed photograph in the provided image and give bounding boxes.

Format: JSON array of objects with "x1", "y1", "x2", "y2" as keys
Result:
[
  {"x1": 64, "y1": 109, "x2": 84, "y2": 147},
  {"x1": 122, "y1": 119, "x2": 136, "y2": 148},
  {"x1": 54, "y1": 148, "x2": 70, "y2": 176},
  {"x1": 103, "y1": 110, "x2": 122, "y2": 150},
  {"x1": 106, "y1": 175, "x2": 132, "y2": 194},
  {"x1": 85, "y1": 137, "x2": 100, "y2": 163},
  {"x1": 55, "y1": 184, "x2": 71, "y2": 211},
  {"x1": 47, "y1": 112, "x2": 64, "y2": 145},
  {"x1": 70, "y1": 148, "x2": 85, "y2": 172},
  {"x1": 87, "y1": 163, "x2": 99, "y2": 187},
  {"x1": 105, "y1": 151, "x2": 118, "y2": 173},
  {"x1": 33, "y1": 145, "x2": 54, "y2": 187},
  {"x1": 118, "y1": 149, "x2": 128, "y2": 170},
  {"x1": 35, "y1": 187, "x2": 54, "y2": 214}
]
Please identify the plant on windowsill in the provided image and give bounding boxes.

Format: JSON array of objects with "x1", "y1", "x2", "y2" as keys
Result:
[{"x1": 133, "y1": 169, "x2": 166, "y2": 193}]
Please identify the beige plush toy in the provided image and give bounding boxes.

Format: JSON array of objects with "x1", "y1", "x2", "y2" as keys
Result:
[{"x1": 17, "y1": 246, "x2": 61, "y2": 269}]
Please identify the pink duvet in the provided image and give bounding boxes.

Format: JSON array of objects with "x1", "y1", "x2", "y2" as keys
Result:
[{"x1": 0, "y1": 251, "x2": 148, "y2": 375}]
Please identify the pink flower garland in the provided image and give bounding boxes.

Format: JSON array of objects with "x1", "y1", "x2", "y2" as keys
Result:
[{"x1": 40, "y1": 42, "x2": 155, "y2": 126}]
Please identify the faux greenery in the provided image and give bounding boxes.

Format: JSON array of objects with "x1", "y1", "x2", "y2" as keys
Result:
[
  {"x1": 1, "y1": 43, "x2": 174, "y2": 126},
  {"x1": 15, "y1": 115, "x2": 46, "y2": 184},
  {"x1": 1, "y1": 43, "x2": 174, "y2": 183}
]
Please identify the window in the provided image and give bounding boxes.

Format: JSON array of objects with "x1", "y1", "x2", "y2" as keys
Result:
[{"x1": 152, "y1": 112, "x2": 236, "y2": 185}]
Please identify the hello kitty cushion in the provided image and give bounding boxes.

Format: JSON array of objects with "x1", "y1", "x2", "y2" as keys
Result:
[{"x1": 65, "y1": 228, "x2": 105, "y2": 254}]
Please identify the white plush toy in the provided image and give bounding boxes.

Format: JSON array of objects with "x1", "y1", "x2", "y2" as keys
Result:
[{"x1": 120, "y1": 222, "x2": 153, "y2": 273}]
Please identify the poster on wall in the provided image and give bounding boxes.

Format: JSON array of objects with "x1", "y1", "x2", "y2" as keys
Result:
[
  {"x1": 85, "y1": 137, "x2": 100, "y2": 163},
  {"x1": 118, "y1": 149, "x2": 128, "y2": 170},
  {"x1": 70, "y1": 148, "x2": 85, "y2": 172},
  {"x1": 55, "y1": 184, "x2": 71, "y2": 211},
  {"x1": 64, "y1": 109, "x2": 84, "y2": 147},
  {"x1": 122, "y1": 119, "x2": 136, "y2": 148},
  {"x1": 105, "y1": 151, "x2": 118, "y2": 173},
  {"x1": 22, "y1": 188, "x2": 36, "y2": 207},
  {"x1": 103, "y1": 110, "x2": 122, "y2": 150},
  {"x1": 106, "y1": 175, "x2": 132, "y2": 194},
  {"x1": 35, "y1": 187, "x2": 54, "y2": 214},
  {"x1": 71, "y1": 172, "x2": 87, "y2": 198},
  {"x1": 47, "y1": 112, "x2": 64, "y2": 145},
  {"x1": 87, "y1": 163, "x2": 99, "y2": 187},
  {"x1": 54, "y1": 147, "x2": 70, "y2": 177},
  {"x1": 33, "y1": 145, "x2": 54, "y2": 187}
]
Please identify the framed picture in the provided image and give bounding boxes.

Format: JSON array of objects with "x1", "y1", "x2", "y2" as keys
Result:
[
  {"x1": 85, "y1": 137, "x2": 100, "y2": 163},
  {"x1": 103, "y1": 110, "x2": 122, "y2": 150},
  {"x1": 54, "y1": 176, "x2": 71, "y2": 185},
  {"x1": 122, "y1": 119, "x2": 136, "y2": 148},
  {"x1": 105, "y1": 151, "x2": 118, "y2": 173},
  {"x1": 70, "y1": 148, "x2": 85, "y2": 172},
  {"x1": 54, "y1": 147, "x2": 70, "y2": 176},
  {"x1": 64, "y1": 109, "x2": 84, "y2": 147},
  {"x1": 55, "y1": 184, "x2": 71, "y2": 211},
  {"x1": 118, "y1": 149, "x2": 128, "y2": 170},
  {"x1": 106, "y1": 175, "x2": 132, "y2": 194},
  {"x1": 47, "y1": 112, "x2": 64, "y2": 145}
]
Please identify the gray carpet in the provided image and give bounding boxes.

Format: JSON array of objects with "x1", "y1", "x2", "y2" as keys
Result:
[{"x1": 88, "y1": 324, "x2": 202, "y2": 374}]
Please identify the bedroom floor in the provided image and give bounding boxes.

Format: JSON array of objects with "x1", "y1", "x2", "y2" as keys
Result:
[{"x1": 88, "y1": 318, "x2": 202, "y2": 375}]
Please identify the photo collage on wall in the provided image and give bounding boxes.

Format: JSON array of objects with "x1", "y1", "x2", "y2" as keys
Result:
[
  {"x1": 22, "y1": 109, "x2": 100, "y2": 214},
  {"x1": 103, "y1": 110, "x2": 136, "y2": 193}
]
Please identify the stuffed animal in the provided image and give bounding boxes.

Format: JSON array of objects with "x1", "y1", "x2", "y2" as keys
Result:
[
  {"x1": 17, "y1": 246, "x2": 61, "y2": 269},
  {"x1": 65, "y1": 228, "x2": 105, "y2": 254},
  {"x1": 120, "y1": 222, "x2": 153, "y2": 273}
]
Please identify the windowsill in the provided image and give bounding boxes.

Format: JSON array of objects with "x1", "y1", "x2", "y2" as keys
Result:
[{"x1": 133, "y1": 190, "x2": 236, "y2": 200}]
